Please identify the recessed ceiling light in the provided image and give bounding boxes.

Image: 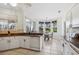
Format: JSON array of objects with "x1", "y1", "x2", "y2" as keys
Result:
[
  {"x1": 4, "y1": 3, "x2": 7, "y2": 5},
  {"x1": 58, "y1": 10, "x2": 61, "y2": 13},
  {"x1": 9, "y1": 3, "x2": 17, "y2": 7},
  {"x1": 4, "y1": 3, "x2": 17, "y2": 7}
]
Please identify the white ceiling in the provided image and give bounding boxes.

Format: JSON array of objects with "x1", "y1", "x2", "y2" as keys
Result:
[
  {"x1": 0, "y1": 3, "x2": 75, "y2": 21},
  {"x1": 24, "y1": 3, "x2": 75, "y2": 20}
]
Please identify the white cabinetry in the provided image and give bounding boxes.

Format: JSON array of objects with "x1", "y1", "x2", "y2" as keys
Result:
[
  {"x1": 19, "y1": 36, "x2": 42, "y2": 51},
  {"x1": 23, "y1": 36, "x2": 30, "y2": 48},
  {"x1": 0, "y1": 35, "x2": 42, "y2": 51},
  {"x1": 30, "y1": 36, "x2": 40, "y2": 51},
  {"x1": 0, "y1": 36, "x2": 20, "y2": 51},
  {"x1": 0, "y1": 37, "x2": 10, "y2": 51},
  {"x1": 15, "y1": 36, "x2": 24, "y2": 47},
  {"x1": 15, "y1": 36, "x2": 30, "y2": 49},
  {"x1": 9, "y1": 36, "x2": 20, "y2": 49}
]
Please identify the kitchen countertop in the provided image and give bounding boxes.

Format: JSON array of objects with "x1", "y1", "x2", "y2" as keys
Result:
[
  {"x1": 70, "y1": 39, "x2": 79, "y2": 48},
  {"x1": 70, "y1": 33, "x2": 79, "y2": 49},
  {"x1": 0, "y1": 32, "x2": 43, "y2": 37}
]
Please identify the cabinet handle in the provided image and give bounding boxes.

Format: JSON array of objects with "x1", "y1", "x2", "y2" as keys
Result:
[
  {"x1": 24, "y1": 39, "x2": 26, "y2": 42},
  {"x1": 8, "y1": 40, "x2": 11, "y2": 43},
  {"x1": 62, "y1": 43, "x2": 64, "y2": 47}
]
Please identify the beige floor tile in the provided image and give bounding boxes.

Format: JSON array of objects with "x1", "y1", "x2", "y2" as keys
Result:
[{"x1": 0, "y1": 51, "x2": 22, "y2": 55}]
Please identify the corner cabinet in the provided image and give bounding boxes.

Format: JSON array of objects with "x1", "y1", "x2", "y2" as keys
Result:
[
  {"x1": 9, "y1": 36, "x2": 20, "y2": 49},
  {"x1": 0, "y1": 36, "x2": 20, "y2": 51}
]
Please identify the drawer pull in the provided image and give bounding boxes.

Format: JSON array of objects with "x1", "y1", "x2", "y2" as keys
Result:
[
  {"x1": 8, "y1": 40, "x2": 11, "y2": 43},
  {"x1": 62, "y1": 43, "x2": 64, "y2": 47},
  {"x1": 24, "y1": 39, "x2": 26, "y2": 42}
]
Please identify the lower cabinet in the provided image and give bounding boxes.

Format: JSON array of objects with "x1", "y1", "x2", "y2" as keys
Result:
[
  {"x1": 19, "y1": 36, "x2": 41, "y2": 51},
  {"x1": 23, "y1": 36, "x2": 30, "y2": 48},
  {"x1": 0, "y1": 37, "x2": 10, "y2": 51},
  {"x1": 0, "y1": 36, "x2": 20, "y2": 51},
  {"x1": 0, "y1": 36, "x2": 42, "y2": 51},
  {"x1": 9, "y1": 37, "x2": 20, "y2": 49},
  {"x1": 15, "y1": 36, "x2": 24, "y2": 48},
  {"x1": 30, "y1": 37, "x2": 40, "y2": 51},
  {"x1": 15, "y1": 36, "x2": 30, "y2": 49}
]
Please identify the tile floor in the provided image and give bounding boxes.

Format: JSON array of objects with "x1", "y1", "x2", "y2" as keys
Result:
[
  {"x1": 42, "y1": 38, "x2": 64, "y2": 55},
  {"x1": 0, "y1": 38, "x2": 64, "y2": 55}
]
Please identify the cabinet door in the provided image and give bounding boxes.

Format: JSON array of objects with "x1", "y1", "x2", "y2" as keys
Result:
[
  {"x1": 0, "y1": 38, "x2": 4, "y2": 51},
  {"x1": 24, "y1": 36, "x2": 30, "y2": 48},
  {"x1": 14, "y1": 38, "x2": 20, "y2": 48},
  {"x1": 0, "y1": 37, "x2": 9, "y2": 51},
  {"x1": 10, "y1": 37, "x2": 20, "y2": 49},
  {"x1": 15, "y1": 36, "x2": 24, "y2": 48},
  {"x1": 30, "y1": 37, "x2": 40, "y2": 50}
]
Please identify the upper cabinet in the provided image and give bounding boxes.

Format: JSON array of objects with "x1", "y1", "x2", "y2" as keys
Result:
[
  {"x1": 0, "y1": 20, "x2": 16, "y2": 32},
  {"x1": 66, "y1": 4, "x2": 79, "y2": 28},
  {"x1": 25, "y1": 19, "x2": 37, "y2": 33},
  {"x1": 65, "y1": 4, "x2": 79, "y2": 32},
  {"x1": 8, "y1": 20, "x2": 16, "y2": 30},
  {"x1": 0, "y1": 20, "x2": 8, "y2": 31},
  {"x1": 71, "y1": 4, "x2": 79, "y2": 26}
]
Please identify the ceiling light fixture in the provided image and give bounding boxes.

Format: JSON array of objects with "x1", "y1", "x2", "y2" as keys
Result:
[
  {"x1": 9, "y1": 3, "x2": 17, "y2": 7},
  {"x1": 4, "y1": 3, "x2": 7, "y2": 5},
  {"x1": 58, "y1": 10, "x2": 61, "y2": 13}
]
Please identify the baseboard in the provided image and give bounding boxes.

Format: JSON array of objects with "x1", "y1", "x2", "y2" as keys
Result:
[
  {"x1": 21, "y1": 47, "x2": 40, "y2": 52},
  {"x1": 0, "y1": 47, "x2": 21, "y2": 52},
  {"x1": 0, "y1": 47, "x2": 40, "y2": 53}
]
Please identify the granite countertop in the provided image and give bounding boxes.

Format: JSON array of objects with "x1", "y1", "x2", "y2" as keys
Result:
[
  {"x1": 0, "y1": 32, "x2": 43, "y2": 37},
  {"x1": 70, "y1": 39, "x2": 79, "y2": 48},
  {"x1": 70, "y1": 33, "x2": 79, "y2": 48}
]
